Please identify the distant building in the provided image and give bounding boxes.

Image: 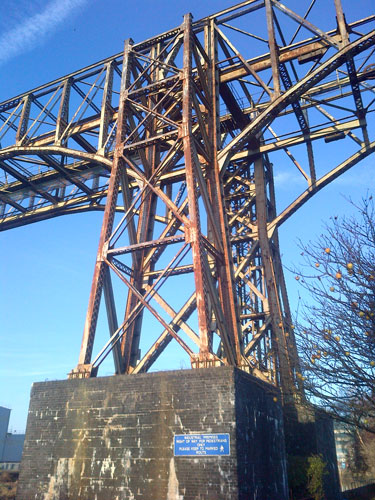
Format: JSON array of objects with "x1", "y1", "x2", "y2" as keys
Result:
[
  {"x1": 0, "y1": 406, "x2": 25, "y2": 471},
  {"x1": 334, "y1": 421, "x2": 354, "y2": 472}
]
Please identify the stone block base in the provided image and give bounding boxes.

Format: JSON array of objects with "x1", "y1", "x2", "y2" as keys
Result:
[{"x1": 17, "y1": 367, "x2": 288, "y2": 500}]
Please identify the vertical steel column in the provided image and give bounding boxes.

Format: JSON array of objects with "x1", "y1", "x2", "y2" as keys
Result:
[
  {"x1": 265, "y1": 0, "x2": 281, "y2": 98},
  {"x1": 266, "y1": 166, "x2": 304, "y2": 392},
  {"x1": 254, "y1": 154, "x2": 295, "y2": 395},
  {"x1": 122, "y1": 43, "x2": 164, "y2": 371},
  {"x1": 98, "y1": 62, "x2": 114, "y2": 154},
  {"x1": 335, "y1": 1, "x2": 369, "y2": 146},
  {"x1": 73, "y1": 39, "x2": 133, "y2": 375},
  {"x1": 120, "y1": 54, "x2": 159, "y2": 371},
  {"x1": 55, "y1": 79, "x2": 71, "y2": 146},
  {"x1": 182, "y1": 14, "x2": 211, "y2": 356},
  {"x1": 206, "y1": 19, "x2": 242, "y2": 365},
  {"x1": 15, "y1": 95, "x2": 32, "y2": 146},
  {"x1": 334, "y1": 0, "x2": 349, "y2": 46}
]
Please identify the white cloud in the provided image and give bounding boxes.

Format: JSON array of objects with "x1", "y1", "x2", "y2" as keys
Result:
[
  {"x1": 274, "y1": 170, "x2": 306, "y2": 188},
  {"x1": 0, "y1": 0, "x2": 88, "y2": 65}
]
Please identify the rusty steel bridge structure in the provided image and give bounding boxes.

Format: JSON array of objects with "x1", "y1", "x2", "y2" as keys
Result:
[{"x1": 1, "y1": 0, "x2": 374, "y2": 397}]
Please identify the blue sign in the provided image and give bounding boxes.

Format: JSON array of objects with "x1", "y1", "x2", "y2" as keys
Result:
[{"x1": 174, "y1": 433, "x2": 230, "y2": 456}]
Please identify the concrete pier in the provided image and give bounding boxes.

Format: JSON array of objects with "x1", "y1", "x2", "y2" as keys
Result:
[{"x1": 17, "y1": 367, "x2": 288, "y2": 500}]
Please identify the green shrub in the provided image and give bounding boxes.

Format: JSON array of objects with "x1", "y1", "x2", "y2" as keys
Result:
[
  {"x1": 307, "y1": 454, "x2": 328, "y2": 500},
  {"x1": 288, "y1": 454, "x2": 327, "y2": 500}
]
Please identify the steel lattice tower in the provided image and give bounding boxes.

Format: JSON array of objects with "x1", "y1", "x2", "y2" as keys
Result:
[{"x1": 1, "y1": 0, "x2": 374, "y2": 399}]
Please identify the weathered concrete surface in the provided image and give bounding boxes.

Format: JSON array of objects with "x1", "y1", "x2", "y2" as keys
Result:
[{"x1": 17, "y1": 367, "x2": 288, "y2": 500}]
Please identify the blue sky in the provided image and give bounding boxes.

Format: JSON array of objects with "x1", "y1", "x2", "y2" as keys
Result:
[{"x1": 0, "y1": 0, "x2": 374, "y2": 432}]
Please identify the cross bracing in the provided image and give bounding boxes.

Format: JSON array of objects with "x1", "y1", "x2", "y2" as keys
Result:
[{"x1": 1, "y1": 0, "x2": 374, "y2": 398}]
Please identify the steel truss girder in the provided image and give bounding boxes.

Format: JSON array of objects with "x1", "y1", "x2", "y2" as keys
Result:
[
  {"x1": 0, "y1": 9, "x2": 373, "y2": 229},
  {"x1": 1, "y1": 1, "x2": 374, "y2": 398}
]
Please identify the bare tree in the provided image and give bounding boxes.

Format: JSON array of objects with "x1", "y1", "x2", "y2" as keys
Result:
[
  {"x1": 292, "y1": 196, "x2": 375, "y2": 432},
  {"x1": 341, "y1": 424, "x2": 375, "y2": 486}
]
